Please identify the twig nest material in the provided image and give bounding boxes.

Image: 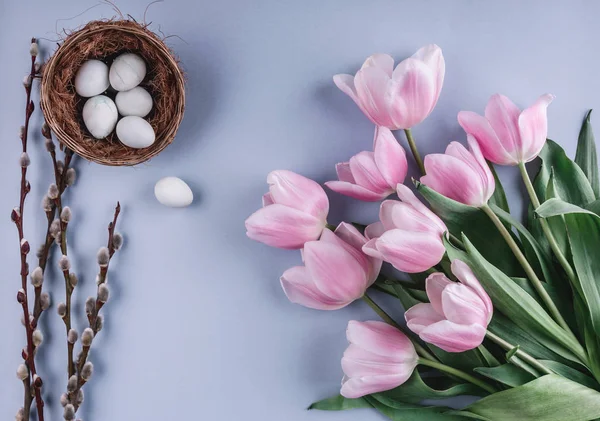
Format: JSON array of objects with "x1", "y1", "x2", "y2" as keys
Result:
[{"x1": 40, "y1": 20, "x2": 185, "y2": 166}]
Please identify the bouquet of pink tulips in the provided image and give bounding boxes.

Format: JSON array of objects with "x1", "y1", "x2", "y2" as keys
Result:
[{"x1": 246, "y1": 44, "x2": 600, "y2": 420}]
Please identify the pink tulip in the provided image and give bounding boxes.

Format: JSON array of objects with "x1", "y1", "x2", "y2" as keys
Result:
[
  {"x1": 362, "y1": 184, "x2": 447, "y2": 273},
  {"x1": 333, "y1": 45, "x2": 445, "y2": 130},
  {"x1": 325, "y1": 127, "x2": 408, "y2": 201},
  {"x1": 458, "y1": 94, "x2": 555, "y2": 165},
  {"x1": 245, "y1": 170, "x2": 329, "y2": 249},
  {"x1": 280, "y1": 223, "x2": 382, "y2": 310},
  {"x1": 341, "y1": 320, "x2": 418, "y2": 398},
  {"x1": 421, "y1": 136, "x2": 495, "y2": 207},
  {"x1": 405, "y1": 260, "x2": 493, "y2": 352}
]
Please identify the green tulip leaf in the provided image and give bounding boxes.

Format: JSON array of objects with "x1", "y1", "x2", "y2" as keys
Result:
[
  {"x1": 487, "y1": 162, "x2": 510, "y2": 213},
  {"x1": 474, "y1": 363, "x2": 536, "y2": 387},
  {"x1": 575, "y1": 110, "x2": 599, "y2": 198},
  {"x1": 308, "y1": 394, "x2": 371, "y2": 411},
  {"x1": 364, "y1": 396, "x2": 468, "y2": 420}
]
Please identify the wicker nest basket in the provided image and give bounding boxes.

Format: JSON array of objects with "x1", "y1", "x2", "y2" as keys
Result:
[{"x1": 40, "y1": 20, "x2": 185, "y2": 166}]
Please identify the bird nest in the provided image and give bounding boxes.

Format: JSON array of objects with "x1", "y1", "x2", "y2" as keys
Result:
[{"x1": 40, "y1": 19, "x2": 185, "y2": 166}]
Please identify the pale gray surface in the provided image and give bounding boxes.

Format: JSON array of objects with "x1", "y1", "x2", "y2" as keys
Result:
[{"x1": 0, "y1": 0, "x2": 597, "y2": 419}]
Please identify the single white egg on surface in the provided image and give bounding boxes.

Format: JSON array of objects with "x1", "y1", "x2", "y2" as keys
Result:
[
  {"x1": 82, "y1": 95, "x2": 118, "y2": 139},
  {"x1": 116, "y1": 116, "x2": 155, "y2": 148},
  {"x1": 75, "y1": 60, "x2": 110, "y2": 97},
  {"x1": 154, "y1": 177, "x2": 194, "y2": 207},
  {"x1": 115, "y1": 87, "x2": 153, "y2": 117},
  {"x1": 109, "y1": 53, "x2": 147, "y2": 91}
]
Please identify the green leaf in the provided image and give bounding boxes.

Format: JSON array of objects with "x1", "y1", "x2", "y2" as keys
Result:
[
  {"x1": 537, "y1": 139, "x2": 595, "y2": 206},
  {"x1": 445, "y1": 236, "x2": 587, "y2": 366},
  {"x1": 458, "y1": 375, "x2": 600, "y2": 421},
  {"x1": 364, "y1": 396, "x2": 467, "y2": 420},
  {"x1": 308, "y1": 394, "x2": 372, "y2": 411},
  {"x1": 575, "y1": 110, "x2": 599, "y2": 198},
  {"x1": 487, "y1": 162, "x2": 510, "y2": 213},
  {"x1": 474, "y1": 363, "x2": 535, "y2": 387},
  {"x1": 416, "y1": 181, "x2": 521, "y2": 276},
  {"x1": 536, "y1": 197, "x2": 598, "y2": 219},
  {"x1": 377, "y1": 370, "x2": 484, "y2": 405},
  {"x1": 539, "y1": 360, "x2": 600, "y2": 390}
]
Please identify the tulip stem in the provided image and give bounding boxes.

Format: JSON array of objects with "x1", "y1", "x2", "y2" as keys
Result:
[
  {"x1": 480, "y1": 204, "x2": 572, "y2": 334},
  {"x1": 418, "y1": 358, "x2": 497, "y2": 394},
  {"x1": 485, "y1": 330, "x2": 554, "y2": 376},
  {"x1": 518, "y1": 162, "x2": 579, "y2": 287},
  {"x1": 404, "y1": 129, "x2": 426, "y2": 176},
  {"x1": 362, "y1": 293, "x2": 435, "y2": 360}
]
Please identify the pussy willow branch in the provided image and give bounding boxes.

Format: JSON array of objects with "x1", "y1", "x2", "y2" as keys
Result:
[
  {"x1": 69, "y1": 203, "x2": 121, "y2": 413},
  {"x1": 12, "y1": 38, "x2": 45, "y2": 421}
]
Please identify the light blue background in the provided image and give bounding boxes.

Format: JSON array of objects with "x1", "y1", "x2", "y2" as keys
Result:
[{"x1": 1, "y1": 0, "x2": 598, "y2": 419}]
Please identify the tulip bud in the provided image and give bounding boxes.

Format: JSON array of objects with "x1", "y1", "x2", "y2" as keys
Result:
[
  {"x1": 19, "y1": 152, "x2": 30, "y2": 168},
  {"x1": 67, "y1": 375, "x2": 77, "y2": 392},
  {"x1": 97, "y1": 284, "x2": 109, "y2": 303},
  {"x1": 81, "y1": 362, "x2": 93, "y2": 380},
  {"x1": 40, "y1": 292, "x2": 50, "y2": 310},
  {"x1": 30, "y1": 267, "x2": 44, "y2": 287},
  {"x1": 32, "y1": 330, "x2": 43, "y2": 347},
  {"x1": 81, "y1": 328, "x2": 94, "y2": 347},
  {"x1": 65, "y1": 168, "x2": 76, "y2": 186},
  {"x1": 61, "y1": 206, "x2": 72, "y2": 223},
  {"x1": 112, "y1": 232, "x2": 124, "y2": 250},
  {"x1": 64, "y1": 403, "x2": 75, "y2": 420},
  {"x1": 97, "y1": 247, "x2": 110, "y2": 267},
  {"x1": 57, "y1": 302, "x2": 67, "y2": 318},
  {"x1": 67, "y1": 329, "x2": 78, "y2": 344},
  {"x1": 16, "y1": 364, "x2": 28, "y2": 380},
  {"x1": 59, "y1": 255, "x2": 71, "y2": 271}
]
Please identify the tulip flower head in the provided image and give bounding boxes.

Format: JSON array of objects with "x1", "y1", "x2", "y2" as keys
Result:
[
  {"x1": 280, "y1": 223, "x2": 382, "y2": 310},
  {"x1": 405, "y1": 260, "x2": 493, "y2": 352},
  {"x1": 362, "y1": 184, "x2": 447, "y2": 273},
  {"x1": 458, "y1": 94, "x2": 555, "y2": 166},
  {"x1": 341, "y1": 320, "x2": 418, "y2": 398},
  {"x1": 333, "y1": 44, "x2": 445, "y2": 130},
  {"x1": 325, "y1": 127, "x2": 408, "y2": 201},
  {"x1": 421, "y1": 136, "x2": 495, "y2": 207},
  {"x1": 245, "y1": 170, "x2": 329, "y2": 249}
]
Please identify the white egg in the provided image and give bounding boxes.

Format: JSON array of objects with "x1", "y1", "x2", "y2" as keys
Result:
[
  {"x1": 109, "y1": 53, "x2": 147, "y2": 91},
  {"x1": 82, "y1": 95, "x2": 118, "y2": 139},
  {"x1": 154, "y1": 177, "x2": 194, "y2": 207},
  {"x1": 75, "y1": 60, "x2": 110, "y2": 97},
  {"x1": 115, "y1": 87, "x2": 153, "y2": 117},
  {"x1": 116, "y1": 116, "x2": 155, "y2": 148}
]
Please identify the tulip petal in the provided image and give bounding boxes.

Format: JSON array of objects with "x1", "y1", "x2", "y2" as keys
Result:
[
  {"x1": 419, "y1": 320, "x2": 487, "y2": 352},
  {"x1": 267, "y1": 170, "x2": 329, "y2": 221},
  {"x1": 245, "y1": 204, "x2": 324, "y2": 249},
  {"x1": 362, "y1": 238, "x2": 384, "y2": 260},
  {"x1": 354, "y1": 66, "x2": 396, "y2": 128},
  {"x1": 361, "y1": 53, "x2": 395, "y2": 78},
  {"x1": 426, "y1": 273, "x2": 453, "y2": 315},
  {"x1": 365, "y1": 221, "x2": 385, "y2": 240},
  {"x1": 334, "y1": 224, "x2": 383, "y2": 284},
  {"x1": 335, "y1": 162, "x2": 355, "y2": 183},
  {"x1": 458, "y1": 111, "x2": 517, "y2": 165},
  {"x1": 262, "y1": 192, "x2": 275, "y2": 207},
  {"x1": 280, "y1": 266, "x2": 347, "y2": 310},
  {"x1": 381, "y1": 200, "x2": 445, "y2": 236},
  {"x1": 412, "y1": 44, "x2": 445, "y2": 101},
  {"x1": 346, "y1": 320, "x2": 417, "y2": 359},
  {"x1": 445, "y1": 140, "x2": 490, "y2": 200},
  {"x1": 518, "y1": 94, "x2": 554, "y2": 162},
  {"x1": 304, "y1": 241, "x2": 368, "y2": 302},
  {"x1": 441, "y1": 283, "x2": 489, "y2": 326},
  {"x1": 342, "y1": 344, "x2": 414, "y2": 377},
  {"x1": 341, "y1": 374, "x2": 412, "y2": 399},
  {"x1": 396, "y1": 184, "x2": 447, "y2": 234},
  {"x1": 325, "y1": 181, "x2": 387, "y2": 201},
  {"x1": 451, "y1": 260, "x2": 493, "y2": 320},
  {"x1": 422, "y1": 152, "x2": 486, "y2": 207},
  {"x1": 370, "y1": 229, "x2": 445, "y2": 273},
  {"x1": 373, "y1": 127, "x2": 408, "y2": 188},
  {"x1": 405, "y1": 303, "x2": 445, "y2": 334},
  {"x1": 319, "y1": 228, "x2": 377, "y2": 284},
  {"x1": 350, "y1": 151, "x2": 393, "y2": 194},
  {"x1": 389, "y1": 58, "x2": 436, "y2": 128},
  {"x1": 484, "y1": 94, "x2": 521, "y2": 158},
  {"x1": 467, "y1": 136, "x2": 495, "y2": 204}
]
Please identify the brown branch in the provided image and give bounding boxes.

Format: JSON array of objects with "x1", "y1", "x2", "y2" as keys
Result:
[
  {"x1": 68, "y1": 203, "x2": 121, "y2": 413},
  {"x1": 12, "y1": 38, "x2": 45, "y2": 421}
]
